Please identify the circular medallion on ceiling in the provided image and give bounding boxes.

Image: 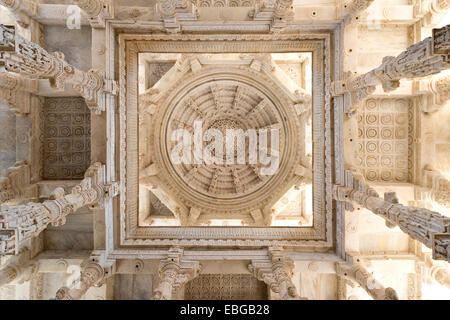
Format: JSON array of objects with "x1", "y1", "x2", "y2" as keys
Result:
[{"x1": 147, "y1": 64, "x2": 302, "y2": 216}]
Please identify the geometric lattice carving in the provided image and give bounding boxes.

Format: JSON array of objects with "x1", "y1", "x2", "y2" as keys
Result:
[
  {"x1": 43, "y1": 97, "x2": 91, "y2": 180},
  {"x1": 184, "y1": 274, "x2": 267, "y2": 300},
  {"x1": 356, "y1": 98, "x2": 410, "y2": 183}
]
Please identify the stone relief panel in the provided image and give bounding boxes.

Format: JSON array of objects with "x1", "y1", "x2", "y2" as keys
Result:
[
  {"x1": 356, "y1": 98, "x2": 411, "y2": 183},
  {"x1": 43, "y1": 97, "x2": 91, "y2": 180},
  {"x1": 184, "y1": 274, "x2": 267, "y2": 300}
]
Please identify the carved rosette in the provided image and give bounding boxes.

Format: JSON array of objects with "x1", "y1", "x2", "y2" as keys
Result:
[{"x1": 0, "y1": 163, "x2": 114, "y2": 255}]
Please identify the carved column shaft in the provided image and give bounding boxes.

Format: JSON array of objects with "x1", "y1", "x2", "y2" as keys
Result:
[
  {"x1": 0, "y1": 163, "x2": 113, "y2": 255},
  {"x1": 333, "y1": 185, "x2": 450, "y2": 262},
  {"x1": 0, "y1": 161, "x2": 35, "y2": 204},
  {"x1": 152, "y1": 247, "x2": 201, "y2": 300},
  {"x1": 55, "y1": 251, "x2": 114, "y2": 300},
  {"x1": 0, "y1": 266, "x2": 18, "y2": 287},
  {"x1": 332, "y1": 25, "x2": 450, "y2": 113},
  {"x1": 0, "y1": 0, "x2": 38, "y2": 28},
  {"x1": 0, "y1": 25, "x2": 117, "y2": 114},
  {"x1": 248, "y1": 247, "x2": 303, "y2": 300},
  {"x1": 336, "y1": 260, "x2": 398, "y2": 300}
]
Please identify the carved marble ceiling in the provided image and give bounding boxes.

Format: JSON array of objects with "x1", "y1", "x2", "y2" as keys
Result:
[{"x1": 138, "y1": 53, "x2": 312, "y2": 226}]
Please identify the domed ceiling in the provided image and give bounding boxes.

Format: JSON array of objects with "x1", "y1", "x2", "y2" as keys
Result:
[{"x1": 138, "y1": 53, "x2": 312, "y2": 226}]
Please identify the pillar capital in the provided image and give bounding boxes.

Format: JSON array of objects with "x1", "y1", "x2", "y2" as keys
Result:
[
  {"x1": 0, "y1": 0, "x2": 38, "y2": 28},
  {"x1": 248, "y1": 247, "x2": 305, "y2": 300},
  {"x1": 152, "y1": 247, "x2": 201, "y2": 300},
  {"x1": 55, "y1": 251, "x2": 115, "y2": 300},
  {"x1": 0, "y1": 25, "x2": 117, "y2": 114},
  {"x1": 74, "y1": 0, "x2": 114, "y2": 28},
  {"x1": 0, "y1": 161, "x2": 36, "y2": 205},
  {"x1": 0, "y1": 248, "x2": 38, "y2": 287},
  {"x1": 334, "y1": 183, "x2": 450, "y2": 262},
  {"x1": 332, "y1": 25, "x2": 450, "y2": 114}
]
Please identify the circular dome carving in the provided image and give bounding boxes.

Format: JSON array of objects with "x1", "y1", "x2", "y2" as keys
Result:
[{"x1": 145, "y1": 64, "x2": 304, "y2": 217}]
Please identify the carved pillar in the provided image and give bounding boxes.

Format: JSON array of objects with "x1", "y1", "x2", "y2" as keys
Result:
[
  {"x1": 55, "y1": 251, "x2": 115, "y2": 300},
  {"x1": 248, "y1": 247, "x2": 305, "y2": 300},
  {"x1": 0, "y1": 161, "x2": 37, "y2": 204},
  {"x1": 332, "y1": 25, "x2": 450, "y2": 114},
  {"x1": 336, "y1": 259, "x2": 398, "y2": 300},
  {"x1": 418, "y1": 73, "x2": 450, "y2": 113},
  {"x1": 342, "y1": 0, "x2": 375, "y2": 23},
  {"x1": 270, "y1": 0, "x2": 294, "y2": 32},
  {"x1": 0, "y1": 25, "x2": 117, "y2": 114},
  {"x1": 0, "y1": 71, "x2": 37, "y2": 114},
  {"x1": 0, "y1": 162, "x2": 119, "y2": 255},
  {"x1": 333, "y1": 184, "x2": 450, "y2": 262},
  {"x1": 152, "y1": 247, "x2": 201, "y2": 300},
  {"x1": 430, "y1": 265, "x2": 450, "y2": 289},
  {"x1": 156, "y1": 0, "x2": 198, "y2": 34},
  {"x1": 0, "y1": 248, "x2": 37, "y2": 287},
  {"x1": 0, "y1": 0, "x2": 38, "y2": 28},
  {"x1": 74, "y1": 0, "x2": 114, "y2": 28}
]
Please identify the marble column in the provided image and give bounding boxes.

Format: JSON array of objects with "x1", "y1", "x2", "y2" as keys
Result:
[
  {"x1": 152, "y1": 247, "x2": 201, "y2": 300},
  {"x1": 331, "y1": 25, "x2": 450, "y2": 114},
  {"x1": 0, "y1": 71, "x2": 38, "y2": 114},
  {"x1": 0, "y1": 162, "x2": 118, "y2": 255},
  {"x1": 333, "y1": 184, "x2": 450, "y2": 262}
]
